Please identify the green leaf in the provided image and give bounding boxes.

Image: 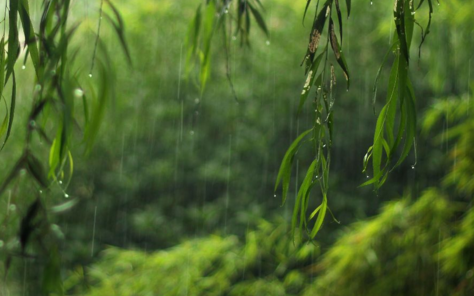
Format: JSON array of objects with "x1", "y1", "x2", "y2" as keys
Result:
[
  {"x1": 304, "y1": 0, "x2": 331, "y2": 73},
  {"x1": 303, "y1": 0, "x2": 312, "y2": 23},
  {"x1": 298, "y1": 51, "x2": 325, "y2": 115},
  {"x1": 19, "y1": 0, "x2": 41, "y2": 80},
  {"x1": 27, "y1": 153, "x2": 49, "y2": 188},
  {"x1": 394, "y1": 81, "x2": 416, "y2": 168},
  {"x1": 199, "y1": 1, "x2": 216, "y2": 93},
  {"x1": 310, "y1": 194, "x2": 327, "y2": 238},
  {"x1": 372, "y1": 104, "x2": 388, "y2": 186},
  {"x1": 248, "y1": 2, "x2": 268, "y2": 37},
  {"x1": 329, "y1": 18, "x2": 350, "y2": 89},
  {"x1": 372, "y1": 43, "x2": 397, "y2": 111},
  {"x1": 1, "y1": 72, "x2": 16, "y2": 150},
  {"x1": 383, "y1": 56, "x2": 400, "y2": 148},
  {"x1": 292, "y1": 158, "x2": 319, "y2": 234},
  {"x1": 334, "y1": 0, "x2": 343, "y2": 43},
  {"x1": 0, "y1": 37, "x2": 5, "y2": 104},
  {"x1": 394, "y1": 0, "x2": 409, "y2": 64},
  {"x1": 184, "y1": 5, "x2": 202, "y2": 77},
  {"x1": 6, "y1": 0, "x2": 19, "y2": 84},
  {"x1": 19, "y1": 199, "x2": 41, "y2": 251},
  {"x1": 275, "y1": 129, "x2": 313, "y2": 205},
  {"x1": 104, "y1": 0, "x2": 132, "y2": 65},
  {"x1": 51, "y1": 199, "x2": 79, "y2": 213},
  {"x1": 345, "y1": 0, "x2": 351, "y2": 18}
]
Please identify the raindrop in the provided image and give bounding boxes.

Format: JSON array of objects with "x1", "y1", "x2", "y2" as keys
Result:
[
  {"x1": 89, "y1": 73, "x2": 93, "y2": 78},
  {"x1": 64, "y1": 193, "x2": 69, "y2": 198},
  {"x1": 411, "y1": 11, "x2": 416, "y2": 15},
  {"x1": 190, "y1": 130, "x2": 195, "y2": 135},
  {"x1": 39, "y1": 190, "x2": 43, "y2": 194},
  {"x1": 266, "y1": 40, "x2": 271, "y2": 46},
  {"x1": 194, "y1": 98, "x2": 200, "y2": 104},
  {"x1": 323, "y1": 144, "x2": 326, "y2": 148},
  {"x1": 315, "y1": 175, "x2": 319, "y2": 179},
  {"x1": 411, "y1": 165, "x2": 415, "y2": 170},
  {"x1": 370, "y1": 1, "x2": 373, "y2": 5},
  {"x1": 59, "y1": 180, "x2": 63, "y2": 184},
  {"x1": 22, "y1": 65, "x2": 26, "y2": 70},
  {"x1": 225, "y1": 9, "x2": 229, "y2": 14},
  {"x1": 273, "y1": 194, "x2": 276, "y2": 198},
  {"x1": 74, "y1": 88, "x2": 84, "y2": 98},
  {"x1": 366, "y1": 175, "x2": 370, "y2": 178}
]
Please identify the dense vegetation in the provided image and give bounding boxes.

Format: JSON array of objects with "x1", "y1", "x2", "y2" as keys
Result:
[{"x1": 0, "y1": 0, "x2": 472, "y2": 295}]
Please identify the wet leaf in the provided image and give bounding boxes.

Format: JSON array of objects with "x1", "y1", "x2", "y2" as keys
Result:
[
  {"x1": 345, "y1": 0, "x2": 351, "y2": 18},
  {"x1": 51, "y1": 199, "x2": 79, "y2": 213},
  {"x1": 298, "y1": 51, "x2": 325, "y2": 115},
  {"x1": 248, "y1": 2, "x2": 268, "y2": 37},
  {"x1": 6, "y1": 0, "x2": 19, "y2": 84},
  {"x1": 19, "y1": 0, "x2": 41, "y2": 80},
  {"x1": 27, "y1": 153, "x2": 49, "y2": 188},
  {"x1": 19, "y1": 199, "x2": 41, "y2": 251},
  {"x1": 310, "y1": 194, "x2": 327, "y2": 238},
  {"x1": 292, "y1": 158, "x2": 319, "y2": 234},
  {"x1": 334, "y1": 0, "x2": 343, "y2": 43},
  {"x1": 275, "y1": 129, "x2": 313, "y2": 205},
  {"x1": 329, "y1": 18, "x2": 350, "y2": 89},
  {"x1": 1, "y1": 72, "x2": 16, "y2": 150}
]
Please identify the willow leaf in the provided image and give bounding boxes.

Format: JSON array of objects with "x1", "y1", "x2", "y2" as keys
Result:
[
  {"x1": 372, "y1": 104, "x2": 387, "y2": 185},
  {"x1": 394, "y1": 82, "x2": 416, "y2": 169},
  {"x1": 6, "y1": 0, "x2": 19, "y2": 84},
  {"x1": 298, "y1": 51, "x2": 325, "y2": 115},
  {"x1": 0, "y1": 38, "x2": 5, "y2": 99},
  {"x1": 292, "y1": 158, "x2": 319, "y2": 234},
  {"x1": 373, "y1": 43, "x2": 397, "y2": 111},
  {"x1": 329, "y1": 18, "x2": 350, "y2": 89},
  {"x1": 384, "y1": 56, "x2": 400, "y2": 148},
  {"x1": 1, "y1": 72, "x2": 16, "y2": 150},
  {"x1": 310, "y1": 195, "x2": 327, "y2": 238},
  {"x1": 275, "y1": 129, "x2": 313, "y2": 205},
  {"x1": 248, "y1": 2, "x2": 268, "y2": 37},
  {"x1": 394, "y1": 0, "x2": 409, "y2": 63},
  {"x1": 303, "y1": 0, "x2": 312, "y2": 23},
  {"x1": 51, "y1": 199, "x2": 79, "y2": 213},
  {"x1": 200, "y1": 1, "x2": 216, "y2": 92},
  {"x1": 19, "y1": 0, "x2": 41, "y2": 80},
  {"x1": 304, "y1": 0, "x2": 331, "y2": 73},
  {"x1": 27, "y1": 153, "x2": 49, "y2": 188},
  {"x1": 345, "y1": 0, "x2": 351, "y2": 18},
  {"x1": 334, "y1": 0, "x2": 343, "y2": 43},
  {"x1": 185, "y1": 5, "x2": 202, "y2": 76}
]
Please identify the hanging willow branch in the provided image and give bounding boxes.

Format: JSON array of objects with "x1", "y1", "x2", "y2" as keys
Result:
[
  {"x1": 275, "y1": 0, "x2": 435, "y2": 239},
  {"x1": 185, "y1": 0, "x2": 435, "y2": 238},
  {"x1": 184, "y1": 0, "x2": 269, "y2": 94},
  {"x1": 0, "y1": 0, "x2": 130, "y2": 289}
]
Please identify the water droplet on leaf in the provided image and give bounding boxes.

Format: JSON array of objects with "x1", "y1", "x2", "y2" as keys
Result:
[{"x1": 74, "y1": 88, "x2": 84, "y2": 98}]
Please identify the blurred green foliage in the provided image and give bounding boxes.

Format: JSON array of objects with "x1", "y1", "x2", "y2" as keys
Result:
[{"x1": 70, "y1": 96, "x2": 473, "y2": 295}]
